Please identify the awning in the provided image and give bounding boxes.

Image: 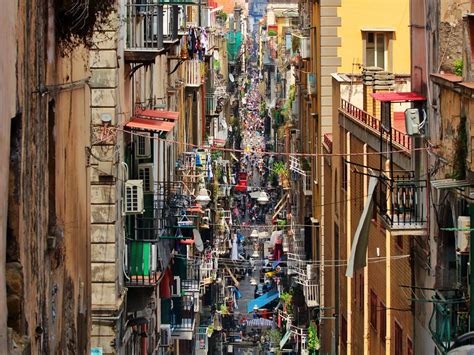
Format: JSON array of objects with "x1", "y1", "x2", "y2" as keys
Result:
[
  {"x1": 125, "y1": 117, "x2": 176, "y2": 132},
  {"x1": 135, "y1": 108, "x2": 179, "y2": 120},
  {"x1": 280, "y1": 329, "x2": 292, "y2": 349},
  {"x1": 370, "y1": 92, "x2": 427, "y2": 102},
  {"x1": 346, "y1": 175, "x2": 379, "y2": 278},
  {"x1": 247, "y1": 289, "x2": 279, "y2": 313},
  {"x1": 193, "y1": 229, "x2": 204, "y2": 252},
  {"x1": 431, "y1": 178, "x2": 472, "y2": 190}
]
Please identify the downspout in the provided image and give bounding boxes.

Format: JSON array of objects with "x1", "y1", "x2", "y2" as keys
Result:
[
  {"x1": 363, "y1": 144, "x2": 370, "y2": 354},
  {"x1": 385, "y1": 159, "x2": 392, "y2": 354},
  {"x1": 346, "y1": 132, "x2": 352, "y2": 355}
]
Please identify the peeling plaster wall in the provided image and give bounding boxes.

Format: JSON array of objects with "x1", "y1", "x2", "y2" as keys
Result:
[
  {"x1": 0, "y1": 0, "x2": 18, "y2": 351},
  {"x1": 5, "y1": 0, "x2": 91, "y2": 353}
]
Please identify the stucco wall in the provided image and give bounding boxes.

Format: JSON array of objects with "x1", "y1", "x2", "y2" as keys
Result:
[{"x1": 337, "y1": 0, "x2": 411, "y2": 74}]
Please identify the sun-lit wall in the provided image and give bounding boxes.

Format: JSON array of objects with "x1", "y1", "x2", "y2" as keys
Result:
[{"x1": 338, "y1": 0, "x2": 411, "y2": 73}]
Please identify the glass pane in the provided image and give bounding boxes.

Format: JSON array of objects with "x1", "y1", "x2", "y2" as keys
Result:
[
  {"x1": 366, "y1": 46, "x2": 375, "y2": 66},
  {"x1": 376, "y1": 34, "x2": 385, "y2": 69}
]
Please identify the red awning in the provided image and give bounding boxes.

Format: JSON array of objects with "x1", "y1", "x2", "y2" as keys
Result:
[
  {"x1": 370, "y1": 92, "x2": 427, "y2": 102},
  {"x1": 135, "y1": 108, "x2": 179, "y2": 121},
  {"x1": 125, "y1": 117, "x2": 176, "y2": 132},
  {"x1": 179, "y1": 239, "x2": 195, "y2": 245}
]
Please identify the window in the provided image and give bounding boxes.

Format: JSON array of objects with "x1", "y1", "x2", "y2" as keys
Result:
[
  {"x1": 365, "y1": 32, "x2": 387, "y2": 69},
  {"x1": 341, "y1": 315, "x2": 347, "y2": 347},
  {"x1": 380, "y1": 302, "x2": 386, "y2": 341},
  {"x1": 407, "y1": 337, "x2": 413, "y2": 355},
  {"x1": 395, "y1": 321, "x2": 403, "y2": 355},
  {"x1": 370, "y1": 290, "x2": 377, "y2": 330}
]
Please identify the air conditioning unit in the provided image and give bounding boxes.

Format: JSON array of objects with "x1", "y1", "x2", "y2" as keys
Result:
[
  {"x1": 123, "y1": 180, "x2": 144, "y2": 215},
  {"x1": 135, "y1": 133, "x2": 152, "y2": 158},
  {"x1": 456, "y1": 216, "x2": 470, "y2": 253},
  {"x1": 138, "y1": 163, "x2": 154, "y2": 193},
  {"x1": 405, "y1": 108, "x2": 420, "y2": 136},
  {"x1": 160, "y1": 324, "x2": 172, "y2": 347}
]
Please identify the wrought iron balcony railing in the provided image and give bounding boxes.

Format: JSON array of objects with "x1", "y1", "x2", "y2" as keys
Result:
[
  {"x1": 429, "y1": 289, "x2": 468, "y2": 354},
  {"x1": 378, "y1": 172, "x2": 427, "y2": 231}
]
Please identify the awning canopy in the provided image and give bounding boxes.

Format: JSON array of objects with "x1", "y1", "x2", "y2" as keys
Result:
[
  {"x1": 134, "y1": 108, "x2": 179, "y2": 120},
  {"x1": 247, "y1": 289, "x2": 279, "y2": 313},
  {"x1": 125, "y1": 117, "x2": 176, "y2": 132},
  {"x1": 346, "y1": 175, "x2": 379, "y2": 278},
  {"x1": 370, "y1": 92, "x2": 427, "y2": 102},
  {"x1": 431, "y1": 178, "x2": 472, "y2": 190}
]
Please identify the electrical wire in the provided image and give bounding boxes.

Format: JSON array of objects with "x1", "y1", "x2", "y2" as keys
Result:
[{"x1": 114, "y1": 127, "x2": 427, "y2": 158}]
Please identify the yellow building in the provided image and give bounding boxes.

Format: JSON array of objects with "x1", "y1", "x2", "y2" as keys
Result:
[{"x1": 337, "y1": 0, "x2": 411, "y2": 73}]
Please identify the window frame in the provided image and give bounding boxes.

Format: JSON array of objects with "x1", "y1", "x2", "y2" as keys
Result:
[{"x1": 363, "y1": 31, "x2": 391, "y2": 71}]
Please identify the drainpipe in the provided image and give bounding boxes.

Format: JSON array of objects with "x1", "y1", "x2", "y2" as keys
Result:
[
  {"x1": 172, "y1": 6, "x2": 178, "y2": 40},
  {"x1": 157, "y1": 5, "x2": 164, "y2": 49},
  {"x1": 469, "y1": 203, "x2": 474, "y2": 330}
]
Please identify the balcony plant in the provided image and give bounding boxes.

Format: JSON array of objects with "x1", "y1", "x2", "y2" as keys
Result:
[
  {"x1": 280, "y1": 291, "x2": 293, "y2": 315},
  {"x1": 273, "y1": 161, "x2": 290, "y2": 188},
  {"x1": 307, "y1": 321, "x2": 320, "y2": 353},
  {"x1": 216, "y1": 11, "x2": 227, "y2": 26}
]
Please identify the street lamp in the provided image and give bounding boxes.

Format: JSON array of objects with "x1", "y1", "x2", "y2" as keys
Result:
[
  {"x1": 195, "y1": 185, "x2": 211, "y2": 207},
  {"x1": 257, "y1": 191, "x2": 269, "y2": 204}
]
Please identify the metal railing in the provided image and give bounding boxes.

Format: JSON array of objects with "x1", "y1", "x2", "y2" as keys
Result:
[
  {"x1": 125, "y1": 240, "x2": 162, "y2": 286},
  {"x1": 379, "y1": 172, "x2": 427, "y2": 229},
  {"x1": 340, "y1": 99, "x2": 411, "y2": 150},
  {"x1": 126, "y1": 2, "x2": 164, "y2": 51},
  {"x1": 171, "y1": 295, "x2": 195, "y2": 331},
  {"x1": 429, "y1": 290, "x2": 468, "y2": 354}
]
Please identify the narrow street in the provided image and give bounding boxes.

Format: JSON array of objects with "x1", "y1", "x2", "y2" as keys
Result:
[{"x1": 3, "y1": 1, "x2": 474, "y2": 355}]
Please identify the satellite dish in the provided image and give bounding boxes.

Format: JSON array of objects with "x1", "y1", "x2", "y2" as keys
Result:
[{"x1": 229, "y1": 73, "x2": 235, "y2": 82}]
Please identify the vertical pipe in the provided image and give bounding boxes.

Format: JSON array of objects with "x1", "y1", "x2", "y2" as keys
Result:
[
  {"x1": 157, "y1": 5, "x2": 164, "y2": 49},
  {"x1": 363, "y1": 144, "x2": 370, "y2": 354},
  {"x1": 385, "y1": 159, "x2": 392, "y2": 354},
  {"x1": 172, "y1": 5, "x2": 179, "y2": 40},
  {"x1": 346, "y1": 132, "x2": 352, "y2": 355},
  {"x1": 470, "y1": 203, "x2": 474, "y2": 330}
]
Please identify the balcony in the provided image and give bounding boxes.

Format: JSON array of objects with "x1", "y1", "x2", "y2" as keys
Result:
[
  {"x1": 287, "y1": 253, "x2": 320, "y2": 308},
  {"x1": 429, "y1": 289, "x2": 468, "y2": 353},
  {"x1": 171, "y1": 295, "x2": 196, "y2": 340},
  {"x1": 125, "y1": 2, "x2": 165, "y2": 63},
  {"x1": 125, "y1": 240, "x2": 162, "y2": 286},
  {"x1": 183, "y1": 59, "x2": 202, "y2": 87},
  {"x1": 340, "y1": 99, "x2": 412, "y2": 151},
  {"x1": 378, "y1": 172, "x2": 427, "y2": 234}
]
